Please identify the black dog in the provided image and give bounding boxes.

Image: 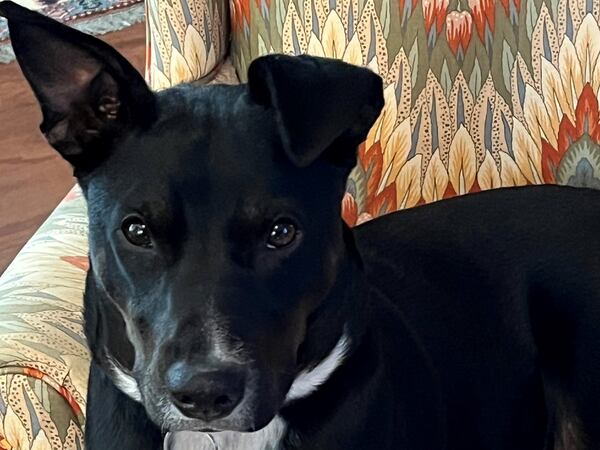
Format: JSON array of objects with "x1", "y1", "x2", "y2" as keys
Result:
[{"x1": 2, "y1": 2, "x2": 600, "y2": 449}]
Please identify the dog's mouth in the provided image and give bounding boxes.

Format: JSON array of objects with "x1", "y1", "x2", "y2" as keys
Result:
[
  {"x1": 139, "y1": 369, "x2": 285, "y2": 434},
  {"x1": 154, "y1": 409, "x2": 277, "y2": 435},
  {"x1": 194, "y1": 425, "x2": 256, "y2": 432}
]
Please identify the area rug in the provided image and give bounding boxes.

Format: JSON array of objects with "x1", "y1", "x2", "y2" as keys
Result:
[{"x1": 0, "y1": 0, "x2": 145, "y2": 63}]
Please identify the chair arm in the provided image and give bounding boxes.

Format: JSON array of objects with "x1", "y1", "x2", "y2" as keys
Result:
[{"x1": 0, "y1": 186, "x2": 89, "y2": 449}]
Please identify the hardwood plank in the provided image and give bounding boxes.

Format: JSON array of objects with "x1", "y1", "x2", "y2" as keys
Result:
[{"x1": 0, "y1": 21, "x2": 147, "y2": 274}]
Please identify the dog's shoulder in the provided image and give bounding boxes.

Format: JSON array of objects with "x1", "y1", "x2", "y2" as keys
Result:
[
  {"x1": 354, "y1": 185, "x2": 600, "y2": 257},
  {"x1": 353, "y1": 184, "x2": 600, "y2": 319}
]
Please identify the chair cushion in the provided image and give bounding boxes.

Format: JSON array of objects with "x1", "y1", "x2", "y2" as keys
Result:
[{"x1": 228, "y1": 0, "x2": 600, "y2": 224}]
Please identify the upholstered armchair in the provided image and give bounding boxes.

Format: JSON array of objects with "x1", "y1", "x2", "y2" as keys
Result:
[{"x1": 0, "y1": 0, "x2": 598, "y2": 446}]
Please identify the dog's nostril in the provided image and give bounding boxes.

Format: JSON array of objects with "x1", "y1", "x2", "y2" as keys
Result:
[
  {"x1": 214, "y1": 395, "x2": 232, "y2": 408},
  {"x1": 178, "y1": 395, "x2": 196, "y2": 407}
]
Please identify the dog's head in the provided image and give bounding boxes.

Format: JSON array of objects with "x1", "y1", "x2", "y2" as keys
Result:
[{"x1": 0, "y1": 1, "x2": 383, "y2": 432}]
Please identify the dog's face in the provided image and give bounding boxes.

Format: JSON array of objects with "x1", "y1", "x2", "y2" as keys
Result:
[
  {"x1": 84, "y1": 86, "x2": 371, "y2": 431},
  {"x1": 0, "y1": 1, "x2": 383, "y2": 433}
]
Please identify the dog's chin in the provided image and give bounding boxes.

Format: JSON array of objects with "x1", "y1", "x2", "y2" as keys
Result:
[
  {"x1": 160, "y1": 416, "x2": 278, "y2": 434},
  {"x1": 149, "y1": 397, "x2": 280, "y2": 434}
]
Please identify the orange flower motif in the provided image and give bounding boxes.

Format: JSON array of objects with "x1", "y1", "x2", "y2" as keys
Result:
[
  {"x1": 0, "y1": 435, "x2": 11, "y2": 450},
  {"x1": 230, "y1": 0, "x2": 251, "y2": 32},
  {"x1": 359, "y1": 142, "x2": 383, "y2": 209},
  {"x1": 541, "y1": 84, "x2": 600, "y2": 183},
  {"x1": 230, "y1": 0, "x2": 268, "y2": 31},
  {"x1": 499, "y1": 0, "x2": 520, "y2": 22},
  {"x1": 398, "y1": 0, "x2": 419, "y2": 26},
  {"x1": 359, "y1": 142, "x2": 398, "y2": 218},
  {"x1": 446, "y1": 11, "x2": 473, "y2": 58},
  {"x1": 61, "y1": 256, "x2": 90, "y2": 272},
  {"x1": 20, "y1": 367, "x2": 86, "y2": 424},
  {"x1": 59, "y1": 386, "x2": 84, "y2": 418},
  {"x1": 255, "y1": 0, "x2": 270, "y2": 17},
  {"x1": 63, "y1": 187, "x2": 82, "y2": 202},
  {"x1": 368, "y1": 184, "x2": 397, "y2": 218},
  {"x1": 343, "y1": 140, "x2": 399, "y2": 227},
  {"x1": 468, "y1": 0, "x2": 495, "y2": 47},
  {"x1": 422, "y1": 0, "x2": 449, "y2": 45},
  {"x1": 22, "y1": 367, "x2": 44, "y2": 379},
  {"x1": 342, "y1": 193, "x2": 358, "y2": 227}
]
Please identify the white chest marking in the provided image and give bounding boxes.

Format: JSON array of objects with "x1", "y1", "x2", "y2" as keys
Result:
[
  {"x1": 106, "y1": 356, "x2": 142, "y2": 402},
  {"x1": 284, "y1": 331, "x2": 351, "y2": 403}
]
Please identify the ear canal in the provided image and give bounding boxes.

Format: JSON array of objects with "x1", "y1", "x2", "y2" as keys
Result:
[
  {"x1": 247, "y1": 54, "x2": 384, "y2": 169},
  {"x1": 0, "y1": 1, "x2": 156, "y2": 171}
]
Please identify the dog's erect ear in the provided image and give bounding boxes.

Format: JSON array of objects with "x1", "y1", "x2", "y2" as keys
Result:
[
  {"x1": 247, "y1": 54, "x2": 384, "y2": 169},
  {"x1": 0, "y1": 1, "x2": 156, "y2": 171}
]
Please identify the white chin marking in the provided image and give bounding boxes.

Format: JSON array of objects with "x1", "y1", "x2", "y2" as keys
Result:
[
  {"x1": 164, "y1": 417, "x2": 287, "y2": 450},
  {"x1": 107, "y1": 357, "x2": 142, "y2": 402},
  {"x1": 284, "y1": 331, "x2": 351, "y2": 403}
]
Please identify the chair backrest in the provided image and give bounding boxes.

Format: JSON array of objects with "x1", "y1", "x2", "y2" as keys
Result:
[
  {"x1": 230, "y1": 0, "x2": 600, "y2": 225},
  {"x1": 144, "y1": 0, "x2": 229, "y2": 90},
  {"x1": 146, "y1": 0, "x2": 600, "y2": 225}
]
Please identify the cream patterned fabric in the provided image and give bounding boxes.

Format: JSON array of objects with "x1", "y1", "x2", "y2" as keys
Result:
[
  {"x1": 0, "y1": 187, "x2": 88, "y2": 449},
  {"x1": 145, "y1": 0, "x2": 230, "y2": 89}
]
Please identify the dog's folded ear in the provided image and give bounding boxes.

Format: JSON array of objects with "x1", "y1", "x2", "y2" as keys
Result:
[
  {"x1": 0, "y1": 1, "x2": 156, "y2": 171},
  {"x1": 247, "y1": 54, "x2": 384, "y2": 169}
]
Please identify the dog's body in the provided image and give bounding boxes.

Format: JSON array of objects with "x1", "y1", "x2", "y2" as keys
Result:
[
  {"x1": 356, "y1": 186, "x2": 600, "y2": 450},
  {"x1": 85, "y1": 185, "x2": 600, "y2": 450},
  {"x1": 2, "y1": 3, "x2": 600, "y2": 449}
]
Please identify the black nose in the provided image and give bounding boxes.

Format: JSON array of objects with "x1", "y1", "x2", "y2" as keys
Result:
[{"x1": 165, "y1": 361, "x2": 245, "y2": 421}]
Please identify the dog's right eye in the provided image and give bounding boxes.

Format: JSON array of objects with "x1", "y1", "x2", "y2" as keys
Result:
[
  {"x1": 121, "y1": 216, "x2": 152, "y2": 248},
  {"x1": 267, "y1": 220, "x2": 298, "y2": 249}
]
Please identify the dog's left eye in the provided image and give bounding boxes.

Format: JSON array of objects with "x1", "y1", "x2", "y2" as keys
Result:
[
  {"x1": 121, "y1": 216, "x2": 152, "y2": 248},
  {"x1": 267, "y1": 221, "x2": 297, "y2": 249}
]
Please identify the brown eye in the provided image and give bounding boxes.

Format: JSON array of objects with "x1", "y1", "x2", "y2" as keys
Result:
[
  {"x1": 267, "y1": 221, "x2": 297, "y2": 249},
  {"x1": 122, "y1": 216, "x2": 152, "y2": 248}
]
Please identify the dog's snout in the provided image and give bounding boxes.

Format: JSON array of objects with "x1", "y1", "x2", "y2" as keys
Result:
[{"x1": 166, "y1": 361, "x2": 245, "y2": 422}]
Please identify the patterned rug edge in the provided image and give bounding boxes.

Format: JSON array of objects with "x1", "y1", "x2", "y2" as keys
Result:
[{"x1": 0, "y1": 2, "x2": 145, "y2": 64}]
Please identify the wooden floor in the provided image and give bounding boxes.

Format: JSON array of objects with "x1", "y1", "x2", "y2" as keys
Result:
[{"x1": 0, "y1": 22, "x2": 146, "y2": 274}]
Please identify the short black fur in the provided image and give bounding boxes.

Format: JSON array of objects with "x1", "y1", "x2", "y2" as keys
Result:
[{"x1": 3, "y1": 3, "x2": 600, "y2": 449}]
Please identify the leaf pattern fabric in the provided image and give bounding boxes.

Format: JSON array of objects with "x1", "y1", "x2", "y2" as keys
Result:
[
  {"x1": 145, "y1": 0, "x2": 229, "y2": 89},
  {"x1": 229, "y1": 0, "x2": 600, "y2": 224},
  {"x1": 4, "y1": 0, "x2": 600, "y2": 447},
  {"x1": 0, "y1": 187, "x2": 88, "y2": 449}
]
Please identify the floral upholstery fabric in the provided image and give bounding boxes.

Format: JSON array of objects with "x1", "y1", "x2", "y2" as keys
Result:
[
  {"x1": 0, "y1": 187, "x2": 88, "y2": 449},
  {"x1": 5, "y1": 0, "x2": 600, "y2": 447},
  {"x1": 228, "y1": 0, "x2": 600, "y2": 224},
  {"x1": 145, "y1": 0, "x2": 229, "y2": 89}
]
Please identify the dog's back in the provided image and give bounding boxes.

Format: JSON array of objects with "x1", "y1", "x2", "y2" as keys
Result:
[{"x1": 355, "y1": 184, "x2": 600, "y2": 449}]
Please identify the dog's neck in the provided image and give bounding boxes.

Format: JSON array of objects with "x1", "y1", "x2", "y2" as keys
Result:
[{"x1": 294, "y1": 239, "x2": 370, "y2": 372}]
